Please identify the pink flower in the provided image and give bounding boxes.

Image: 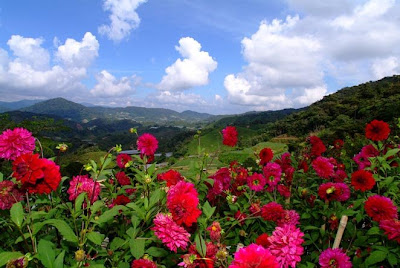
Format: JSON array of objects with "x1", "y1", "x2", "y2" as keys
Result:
[
  {"x1": 263, "y1": 163, "x2": 282, "y2": 188},
  {"x1": 152, "y1": 213, "x2": 190, "y2": 252},
  {"x1": 380, "y1": 219, "x2": 400, "y2": 243},
  {"x1": 67, "y1": 175, "x2": 101, "y2": 203},
  {"x1": 116, "y1": 154, "x2": 132, "y2": 169},
  {"x1": 318, "y1": 182, "x2": 350, "y2": 202},
  {"x1": 207, "y1": 221, "x2": 222, "y2": 242},
  {"x1": 0, "y1": 128, "x2": 35, "y2": 160},
  {"x1": 268, "y1": 224, "x2": 304, "y2": 268},
  {"x1": 277, "y1": 210, "x2": 300, "y2": 227},
  {"x1": 222, "y1": 126, "x2": 238, "y2": 147},
  {"x1": 131, "y1": 259, "x2": 157, "y2": 268},
  {"x1": 229, "y1": 243, "x2": 279, "y2": 268},
  {"x1": 312, "y1": 157, "x2": 334, "y2": 179},
  {"x1": 319, "y1": 248, "x2": 352, "y2": 268},
  {"x1": 137, "y1": 133, "x2": 158, "y2": 156},
  {"x1": 247, "y1": 173, "x2": 266, "y2": 191},
  {"x1": 0, "y1": 180, "x2": 24, "y2": 210}
]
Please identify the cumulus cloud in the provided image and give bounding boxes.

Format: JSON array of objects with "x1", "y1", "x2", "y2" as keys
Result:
[
  {"x1": 90, "y1": 70, "x2": 137, "y2": 97},
  {"x1": 225, "y1": 0, "x2": 400, "y2": 110},
  {"x1": 98, "y1": 0, "x2": 147, "y2": 42},
  {"x1": 158, "y1": 37, "x2": 217, "y2": 91},
  {"x1": 0, "y1": 33, "x2": 99, "y2": 100}
]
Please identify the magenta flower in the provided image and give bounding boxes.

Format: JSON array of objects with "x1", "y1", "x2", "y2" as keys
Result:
[
  {"x1": 0, "y1": 128, "x2": 35, "y2": 160},
  {"x1": 319, "y1": 248, "x2": 352, "y2": 268},
  {"x1": 137, "y1": 133, "x2": 158, "y2": 156},
  {"x1": 247, "y1": 173, "x2": 266, "y2": 192},
  {"x1": 277, "y1": 210, "x2": 300, "y2": 227},
  {"x1": 67, "y1": 175, "x2": 101, "y2": 203},
  {"x1": 229, "y1": 243, "x2": 279, "y2": 268},
  {"x1": 263, "y1": 162, "x2": 282, "y2": 188},
  {"x1": 312, "y1": 156, "x2": 334, "y2": 179},
  {"x1": 152, "y1": 213, "x2": 190, "y2": 252}
]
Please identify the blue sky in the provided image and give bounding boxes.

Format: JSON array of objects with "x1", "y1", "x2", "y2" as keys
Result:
[{"x1": 0, "y1": 0, "x2": 399, "y2": 114}]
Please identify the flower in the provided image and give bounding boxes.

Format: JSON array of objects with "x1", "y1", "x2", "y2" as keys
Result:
[
  {"x1": 0, "y1": 128, "x2": 35, "y2": 161},
  {"x1": 308, "y1": 136, "x2": 326, "y2": 157},
  {"x1": 318, "y1": 182, "x2": 350, "y2": 202},
  {"x1": 312, "y1": 157, "x2": 334, "y2": 179},
  {"x1": 277, "y1": 185, "x2": 291, "y2": 198},
  {"x1": 112, "y1": 195, "x2": 130, "y2": 206},
  {"x1": 276, "y1": 210, "x2": 300, "y2": 227},
  {"x1": 261, "y1": 202, "x2": 285, "y2": 222},
  {"x1": 131, "y1": 259, "x2": 157, "y2": 268},
  {"x1": 12, "y1": 154, "x2": 61, "y2": 195},
  {"x1": 353, "y1": 145, "x2": 379, "y2": 170},
  {"x1": 351, "y1": 170, "x2": 375, "y2": 192},
  {"x1": 268, "y1": 224, "x2": 304, "y2": 268},
  {"x1": 207, "y1": 168, "x2": 231, "y2": 202},
  {"x1": 247, "y1": 173, "x2": 266, "y2": 191},
  {"x1": 116, "y1": 154, "x2": 132, "y2": 169},
  {"x1": 319, "y1": 248, "x2": 352, "y2": 268},
  {"x1": 115, "y1": 171, "x2": 131, "y2": 186},
  {"x1": 152, "y1": 213, "x2": 190, "y2": 252},
  {"x1": 259, "y1": 147, "x2": 273, "y2": 165},
  {"x1": 0, "y1": 180, "x2": 24, "y2": 210},
  {"x1": 379, "y1": 219, "x2": 400, "y2": 243},
  {"x1": 365, "y1": 120, "x2": 390, "y2": 141},
  {"x1": 235, "y1": 210, "x2": 247, "y2": 225},
  {"x1": 229, "y1": 243, "x2": 279, "y2": 268},
  {"x1": 6, "y1": 256, "x2": 28, "y2": 268},
  {"x1": 365, "y1": 195, "x2": 398, "y2": 223},
  {"x1": 249, "y1": 202, "x2": 262, "y2": 216},
  {"x1": 157, "y1": 169, "x2": 184, "y2": 187},
  {"x1": 333, "y1": 139, "x2": 344, "y2": 150},
  {"x1": 67, "y1": 175, "x2": 101, "y2": 203},
  {"x1": 263, "y1": 163, "x2": 282, "y2": 188},
  {"x1": 207, "y1": 221, "x2": 222, "y2": 242},
  {"x1": 222, "y1": 126, "x2": 238, "y2": 147},
  {"x1": 167, "y1": 181, "x2": 202, "y2": 227},
  {"x1": 137, "y1": 133, "x2": 158, "y2": 156},
  {"x1": 256, "y1": 233, "x2": 271, "y2": 248}
]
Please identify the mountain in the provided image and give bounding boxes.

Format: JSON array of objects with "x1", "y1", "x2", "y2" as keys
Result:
[
  {"x1": 0, "y1": 99, "x2": 43, "y2": 112},
  {"x1": 20, "y1": 97, "x2": 216, "y2": 124}
]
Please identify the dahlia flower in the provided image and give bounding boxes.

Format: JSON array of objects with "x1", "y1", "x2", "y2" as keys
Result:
[
  {"x1": 167, "y1": 181, "x2": 201, "y2": 227},
  {"x1": 0, "y1": 128, "x2": 35, "y2": 161},
  {"x1": 312, "y1": 157, "x2": 334, "y2": 179},
  {"x1": 277, "y1": 210, "x2": 300, "y2": 227},
  {"x1": 137, "y1": 133, "x2": 158, "y2": 156},
  {"x1": 308, "y1": 136, "x2": 326, "y2": 157},
  {"x1": 351, "y1": 170, "x2": 375, "y2": 192},
  {"x1": 255, "y1": 233, "x2": 271, "y2": 248},
  {"x1": 115, "y1": 171, "x2": 131, "y2": 186},
  {"x1": 319, "y1": 248, "x2": 352, "y2": 268},
  {"x1": 131, "y1": 258, "x2": 157, "y2": 268},
  {"x1": 222, "y1": 126, "x2": 238, "y2": 147},
  {"x1": 263, "y1": 163, "x2": 282, "y2": 187},
  {"x1": 152, "y1": 213, "x2": 190, "y2": 252},
  {"x1": 0, "y1": 180, "x2": 24, "y2": 210},
  {"x1": 259, "y1": 147, "x2": 273, "y2": 165},
  {"x1": 318, "y1": 182, "x2": 350, "y2": 202},
  {"x1": 365, "y1": 195, "x2": 398, "y2": 222},
  {"x1": 207, "y1": 221, "x2": 222, "y2": 242},
  {"x1": 365, "y1": 119, "x2": 390, "y2": 141},
  {"x1": 277, "y1": 185, "x2": 291, "y2": 198},
  {"x1": 116, "y1": 154, "x2": 132, "y2": 169},
  {"x1": 261, "y1": 202, "x2": 285, "y2": 222},
  {"x1": 380, "y1": 219, "x2": 400, "y2": 243},
  {"x1": 67, "y1": 175, "x2": 101, "y2": 203},
  {"x1": 229, "y1": 243, "x2": 278, "y2": 268},
  {"x1": 157, "y1": 169, "x2": 184, "y2": 187},
  {"x1": 247, "y1": 173, "x2": 266, "y2": 191},
  {"x1": 268, "y1": 224, "x2": 304, "y2": 268}
]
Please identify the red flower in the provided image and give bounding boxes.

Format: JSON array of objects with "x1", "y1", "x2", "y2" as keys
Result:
[
  {"x1": 0, "y1": 180, "x2": 24, "y2": 210},
  {"x1": 116, "y1": 154, "x2": 132, "y2": 169},
  {"x1": 365, "y1": 195, "x2": 398, "y2": 223},
  {"x1": 380, "y1": 219, "x2": 400, "y2": 243},
  {"x1": 249, "y1": 202, "x2": 262, "y2": 216},
  {"x1": 206, "y1": 221, "x2": 222, "y2": 242},
  {"x1": 318, "y1": 182, "x2": 350, "y2": 202},
  {"x1": 312, "y1": 157, "x2": 334, "y2": 179},
  {"x1": 234, "y1": 210, "x2": 247, "y2": 225},
  {"x1": 12, "y1": 153, "x2": 61, "y2": 195},
  {"x1": 115, "y1": 171, "x2": 131, "y2": 186},
  {"x1": 157, "y1": 169, "x2": 184, "y2": 187},
  {"x1": 167, "y1": 181, "x2": 202, "y2": 227},
  {"x1": 259, "y1": 147, "x2": 273, "y2": 165},
  {"x1": 365, "y1": 120, "x2": 390, "y2": 141},
  {"x1": 261, "y1": 202, "x2": 285, "y2": 222},
  {"x1": 308, "y1": 136, "x2": 326, "y2": 157},
  {"x1": 230, "y1": 244, "x2": 278, "y2": 268},
  {"x1": 113, "y1": 195, "x2": 130, "y2": 206},
  {"x1": 333, "y1": 139, "x2": 344, "y2": 150},
  {"x1": 247, "y1": 173, "x2": 266, "y2": 192},
  {"x1": 256, "y1": 233, "x2": 271, "y2": 248},
  {"x1": 351, "y1": 170, "x2": 375, "y2": 192},
  {"x1": 131, "y1": 259, "x2": 157, "y2": 268},
  {"x1": 222, "y1": 126, "x2": 238, "y2": 147},
  {"x1": 137, "y1": 133, "x2": 158, "y2": 156},
  {"x1": 277, "y1": 185, "x2": 291, "y2": 198}
]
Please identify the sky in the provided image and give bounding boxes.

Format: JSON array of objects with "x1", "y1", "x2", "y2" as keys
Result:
[{"x1": 0, "y1": 0, "x2": 399, "y2": 114}]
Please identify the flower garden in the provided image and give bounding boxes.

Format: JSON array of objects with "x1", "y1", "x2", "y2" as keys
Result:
[{"x1": 0, "y1": 119, "x2": 399, "y2": 267}]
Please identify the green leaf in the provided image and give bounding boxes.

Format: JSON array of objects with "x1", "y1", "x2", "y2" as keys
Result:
[
  {"x1": 45, "y1": 219, "x2": 79, "y2": 244},
  {"x1": 90, "y1": 200, "x2": 104, "y2": 215},
  {"x1": 95, "y1": 205, "x2": 125, "y2": 225},
  {"x1": 54, "y1": 251, "x2": 65, "y2": 268},
  {"x1": 110, "y1": 237, "x2": 126, "y2": 251},
  {"x1": 0, "y1": 172, "x2": 3, "y2": 182},
  {"x1": 366, "y1": 227, "x2": 381, "y2": 235},
  {"x1": 146, "y1": 247, "x2": 168, "y2": 257},
  {"x1": 38, "y1": 239, "x2": 55, "y2": 268},
  {"x1": 129, "y1": 238, "x2": 145, "y2": 260},
  {"x1": 74, "y1": 192, "x2": 87, "y2": 215},
  {"x1": 388, "y1": 253, "x2": 398, "y2": 267},
  {"x1": 195, "y1": 233, "x2": 206, "y2": 257},
  {"x1": 384, "y1": 148, "x2": 400, "y2": 159},
  {"x1": 365, "y1": 250, "x2": 387, "y2": 266},
  {"x1": 87, "y1": 232, "x2": 105, "y2": 245},
  {"x1": 149, "y1": 189, "x2": 162, "y2": 208},
  {"x1": 202, "y1": 201, "x2": 216, "y2": 219},
  {"x1": 10, "y1": 202, "x2": 24, "y2": 228},
  {"x1": 0, "y1": 252, "x2": 23, "y2": 266},
  {"x1": 118, "y1": 263, "x2": 130, "y2": 268}
]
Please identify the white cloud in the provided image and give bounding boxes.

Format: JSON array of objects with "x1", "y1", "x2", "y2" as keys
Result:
[
  {"x1": 158, "y1": 37, "x2": 217, "y2": 91},
  {"x1": 155, "y1": 91, "x2": 207, "y2": 105},
  {"x1": 98, "y1": 0, "x2": 147, "y2": 42},
  {"x1": 90, "y1": 70, "x2": 136, "y2": 97},
  {"x1": 0, "y1": 33, "x2": 99, "y2": 99},
  {"x1": 226, "y1": 0, "x2": 400, "y2": 110},
  {"x1": 215, "y1": 94, "x2": 222, "y2": 101}
]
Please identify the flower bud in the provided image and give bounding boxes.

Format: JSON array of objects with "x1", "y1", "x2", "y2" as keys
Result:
[{"x1": 75, "y1": 249, "x2": 86, "y2": 262}]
